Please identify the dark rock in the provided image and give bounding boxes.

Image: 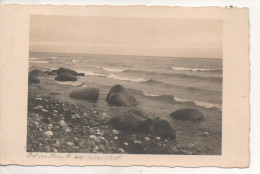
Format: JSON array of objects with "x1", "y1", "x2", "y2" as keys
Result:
[
  {"x1": 28, "y1": 73, "x2": 40, "y2": 84},
  {"x1": 170, "y1": 108, "x2": 204, "y2": 121},
  {"x1": 106, "y1": 84, "x2": 137, "y2": 106},
  {"x1": 57, "y1": 67, "x2": 84, "y2": 76},
  {"x1": 69, "y1": 87, "x2": 99, "y2": 101},
  {"x1": 55, "y1": 73, "x2": 77, "y2": 81},
  {"x1": 141, "y1": 118, "x2": 176, "y2": 140},
  {"x1": 44, "y1": 71, "x2": 56, "y2": 76},
  {"x1": 51, "y1": 69, "x2": 58, "y2": 74},
  {"x1": 109, "y1": 108, "x2": 147, "y2": 130},
  {"x1": 29, "y1": 69, "x2": 45, "y2": 76}
]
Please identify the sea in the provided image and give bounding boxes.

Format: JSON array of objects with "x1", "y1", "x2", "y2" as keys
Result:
[{"x1": 29, "y1": 52, "x2": 222, "y2": 154}]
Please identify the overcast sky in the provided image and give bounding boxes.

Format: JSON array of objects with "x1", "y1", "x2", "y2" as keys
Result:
[{"x1": 30, "y1": 15, "x2": 222, "y2": 58}]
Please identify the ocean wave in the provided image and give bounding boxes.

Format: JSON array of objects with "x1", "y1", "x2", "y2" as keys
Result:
[
  {"x1": 142, "y1": 91, "x2": 160, "y2": 97},
  {"x1": 171, "y1": 66, "x2": 221, "y2": 72},
  {"x1": 56, "y1": 81, "x2": 83, "y2": 86},
  {"x1": 102, "y1": 67, "x2": 125, "y2": 72},
  {"x1": 107, "y1": 74, "x2": 149, "y2": 83},
  {"x1": 29, "y1": 60, "x2": 49, "y2": 64},
  {"x1": 80, "y1": 71, "x2": 105, "y2": 77},
  {"x1": 29, "y1": 57, "x2": 40, "y2": 60},
  {"x1": 174, "y1": 97, "x2": 222, "y2": 110},
  {"x1": 124, "y1": 69, "x2": 222, "y2": 82},
  {"x1": 72, "y1": 59, "x2": 80, "y2": 63}
]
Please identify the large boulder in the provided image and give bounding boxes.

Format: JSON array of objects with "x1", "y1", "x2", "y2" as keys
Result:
[
  {"x1": 141, "y1": 118, "x2": 176, "y2": 140},
  {"x1": 170, "y1": 108, "x2": 204, "y2": 121},
  {"x1": 106, "y1": 84, "x2": 137, "y2": 106},
  {"x1": 28, "y1": 73, "x2": 40, "y2": 84},
  {"x1": 57, "y1": 67, "x2": 84, "y2": 76},
  {"x1": 69, "y1": 87, "x2": 99, "y2": 101},
  {"x1": 109, "y1": 108, "x2": 147, "y2": 130},
  {"x1": 110, "y1": 108, "x2": 176, "y2": 140},
  {"x1": 55, "y1": 73, "x2": 77, "y2": 82},
  {"x1": 29, "y1": 69, "x2": 45, "y2": 76}
]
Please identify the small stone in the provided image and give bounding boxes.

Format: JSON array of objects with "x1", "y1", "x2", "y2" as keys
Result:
[
  {"x1": 65, "y1": 128, "x2": 71, "y2": 132},
  {"x1": 44, "y1": 146, "x2": 51, "y2": 152},
  {"x1": 74, "y1": 137, "x2": 79, "y2": 141},
  {"x1": 117, "y1": 148, "x2": 125, "y2": 153},
  {"x1": 134, "y1": 140, "x2": 142, "y2": 144},
  {"x1": 39, "y1": 128, "x2": 43, "y2": 132},
  {"x1": 35, "y1": 97, "x2": 43, "y2": 101},
  {"x1": 101, "y1": 113, "x2": 107, "y2": 117},
  {"x1": 90, "y1": 135, "x2": 98, "y2": 142},
  {"x1": 112, "y1": 129, "x2": 119, "y2": 135},
  {"x1": 96, "y1": 132, "x2": 104, "y2": 136},
  {"x1": 89, "y1": 128, "x2": 96, "y2": 134},
  {"x1": 52, "y1": 148, "x2": 58, "y2": 153},
  {"x1": 53, "y1": 110, "x2": 58, "y2": 114},
  {"x1": 92, "y1": 111, "x2": 97, "y2": 114},
  {"x1": 144, "y1": 137, "x2": 150, "y2": 141},
  {"x1": 47, "y1": 124, "x2": 53, "y2": 129},
  {"x1": 156, "y1": 137, "x2": 161, "y2": 140},
  {"x1": 56, "y1": 140, "x2": 60, "y2": 145},
  {"x1": 34, "y1": 106, "x2": 43, "y2": 110},
  {"x1": 93, "y1": 145, "x2": 99, "y2": 152},
  {"x1": 71, "y1": 116, "x2": 76, "y2": 119},
  {"x1": 123, "y1": 142, "x2": 128, "y2": 146},
  {"x1": 41, "y1": 109, "x2": 48, "y2": 113},
  {"x1": 53, "y1": 114, "x2": 57, "y2": 117},
  {"x1": 35, "y1": 117, "x2": 41, "y2": 122},
  {"x1": 204, "y1": 132, "x2": 209, "y2": 135},
  {"x1": 34, "y1": 121, "x2": 39, "y2": 126},
  {"x1": 113, "y1": 136, "x2": 118, "y2": 140},
  {"x1": 59, "y1": 120, "x2": 67, "y2": 128},
  {"x1": 99, "y1": 137, "x2": 106, "y2": 141},
  {"x1": 66, "y1": 142, "x2": 74, "y2": 146},
  {"x1": 99, "y1": 144, "x2": 106, "y2": 152},
  {"x1": 44, "y1": 131, "x2": 53, "y2": 137}
]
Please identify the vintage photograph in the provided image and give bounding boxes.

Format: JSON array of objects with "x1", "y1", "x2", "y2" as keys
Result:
[{"x1": 27, "y1": 15, "x2": 223, "y2": 155}]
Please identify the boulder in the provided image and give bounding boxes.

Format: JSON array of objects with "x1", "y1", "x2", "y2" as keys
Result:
[
  {"x1": 44, "y1": 71, "x2": 56, "y2": 76},
  {"x1": 109, "y1": 108, "x2": 176, "y2": 140},
  {"x1": 55, "y1": 73, "x2": 77, "y2": 81},
  {"x1": 69, "y1": 87, "x2": 99, "y2": 101},
  {"x1": 106, "y1": 84, "x2": 137, "y2": 106},
  {"x1": 28, "y1": 73, "x2": 40, "y2": 84},
  {"x1": 109, "y1": 108, "x2": 147, "y2": 130},
  {"x1": 141, "y1": 118, "x2": 176, "y2": 140},
  {"x1": 57, "y1": 67, "x2": 84, "y2": 76},
  {"x1": 29, "y1": 69, "x2": 45, "y2": 76},
  {"x1": 170, "y1": 108, "x2": 204, "y2": 121}
]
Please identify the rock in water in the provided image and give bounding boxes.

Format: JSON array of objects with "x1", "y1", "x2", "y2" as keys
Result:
[
  {"x1": 57, "y1": 67, "x2": 84, "y2": 76},
  {"x1": 28, "y1": 73, "x2": 40, "y2": 84},
  {"x1": 109, "y1": 108, "x2": 147, "y2": 130},
  {"x1": 55, "y1": 73, "x2": 77, "y2": 81},
  {"x1": 141, "y1": 118, "x2": 176, "y2": 140},
  {"x1": 106, "y1": 84, "x2": 137, "y2": 106},
  {"x1": 29, "y1": 69, "x2": 45, "y2": 76},
  {"x1": 170, "y1": 108, "x2": 204, "y2": 121},
  {"x1": 69, "y1": 87, "x2": 99, "y2": 101}
]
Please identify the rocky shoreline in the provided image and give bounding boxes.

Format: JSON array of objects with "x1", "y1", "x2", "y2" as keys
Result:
[{"x1": 27, "y1": 87, "x2": 192, "y2": 154}]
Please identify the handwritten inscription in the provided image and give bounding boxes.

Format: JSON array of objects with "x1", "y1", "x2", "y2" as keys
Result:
[{"x1": 27, "y1": 153, "x2": 122, "y2": 161}]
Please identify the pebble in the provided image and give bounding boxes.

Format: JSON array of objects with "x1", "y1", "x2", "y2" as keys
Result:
[
  {"x1": 44, "y1": 131, "x2": 53, "y2": 137},
  {"x1": 47, "y1": 124, "x2": 53, "y2": 129},
  {"x1": 41, "y1": 109, "x2": 48, "y2": 113},
  {"x1": 117, "y1": 148, "x2": 125, "y2": 153},
  {"x1": 144, "y1": 137, "x2": 150, "y2": 141},
  {"x1": 90, "y1": 135, "x2": 98, "y2": 142},
  {"x1": 156, "y1": 137, "x2": 161, "y2": 140},
  {"x1": 96, "y1": 132, "x2": 104, "y2": 136},
  {"x1": 44, "y1": 146, "x2": 51, "y2": 152},
  {"x1": 112, "y1": 129, "x2": 119, "y2": 135},
  {"x1": 99, "y1": 137, "x2": 106, "y2": 141},
  {"x1": 98, "y1": 144, "x2": 106, "y2": 152},
  {"x1": 35, "y1": 117, "x2": 41, "y2": 122},
  {"x1": 52, "y1": 148, "x2": 58, "y2": 153},
  {"x1": 65, "y1": 128, "x2": 71, "y2": 132},
  {"x1": 93, "y1": 145, "x2": 99, "y2": 152},
  {"x1": 53, "y1": 110, "x2": 58, "y2": 114},
  {"x1": 89, "y1": 128, "x2": 96, "y2": 134},
  {"x1": 59, "y1": 120, "x2": 67, "y2": 128},
  {"x1": 134, "y1": 140, "x2": 142, "y2": 144},
  {"x1": 35, "y1": 97, "x2": 43, "y2": 101},
  {"x1": 113, "y1": 136, "x2": 118, "y2": 140},
  {"x1": 123, "y1": 142, "x2": 128, "y2": 146},
  {"x1": 74, "y1": 137, "x2": 79, "y2": 141},
  {"x1": 101, "y1": 113, "x2": 107, "y2": 117},
  {"x1": 204, "y1": 132, "x2": 209, "y2": 135},
  {"x1": 34, "y1": 121, "x2": 39, "y2": 126},
  {"x1": 66, "y1": 142, "x2": 74, "y2": 146}
]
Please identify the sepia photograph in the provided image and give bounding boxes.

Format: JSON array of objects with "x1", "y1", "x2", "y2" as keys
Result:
[{"x1": 26, "y1": 15, "x2": 223, "y2": 155}]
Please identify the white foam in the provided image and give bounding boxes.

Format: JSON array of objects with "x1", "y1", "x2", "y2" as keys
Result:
[
  {"x1": 29, "y1": 60, "x2": 49, "y2": 64},
  {"x1": 72, "y1": 59, "x2": 80, "y2": 63},
  {"x1": 102, "y1": 67, "x2": 125, "y2": 72},
  {"x1": 143, "y1": 91, "x2": 159, "y2": 97},
  {"x1": 174, "y1": 96, "x2": 222, "y2": 111},
  {"x1": 107, "y1": 74, "x2": 148, "y2": 83},
  {"x1": 29, "y1": 57, "x2": 40, "y2": 60},
  {"x1": 49, "y1": 56, "x2": 57, "y2": 59},
  {"x1": 80, "y1": 71, "x2": 104, "y2": 77},
  {"x1": 171, "y1": 66, "x2": 219, "y2": 72},
  {"x1": 56, "y1": 81, "x2": 83, "y2": 86}
]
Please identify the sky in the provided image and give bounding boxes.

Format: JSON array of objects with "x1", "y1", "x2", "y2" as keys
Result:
[{"x1": 30, "y1": 15, "x2": 222, "y2": 58}]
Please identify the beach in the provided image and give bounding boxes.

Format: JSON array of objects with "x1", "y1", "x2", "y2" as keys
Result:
[{"x1": 27, "y1": 52, "x2": 222, "y2": 155}]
